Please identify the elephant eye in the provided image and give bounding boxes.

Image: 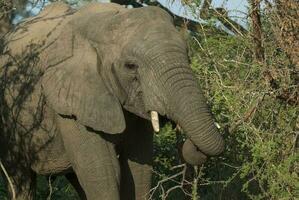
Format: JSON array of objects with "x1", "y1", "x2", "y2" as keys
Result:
[{"x1": 125, "y1": 62, "x2": 138, "y2": 70}]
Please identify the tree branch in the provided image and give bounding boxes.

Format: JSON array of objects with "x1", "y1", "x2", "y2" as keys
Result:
[
  {"x1": 112, "y1": 0, "x2": 246, "y2": 35},
  {"x1": 0, "y1": 0, "x2": 13, "y2": 38},
  {"x1": 0, "y1": 159, "x2": 16, "y2": 200},
  {"x1": 199, "y1": 0, "x2": 248, "y2": 36},
  {"x1": 249, "y1": 0, "x2": 265, "y2": 62}
]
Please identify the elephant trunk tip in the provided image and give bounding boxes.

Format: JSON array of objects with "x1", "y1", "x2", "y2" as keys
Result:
[
  {"x1": 191, "y1": 126, "x2": 225, "y2": 156},
  {"x1": 182, "y1": 139, "x2": 207, "y2": 166},
  {"x1": 176, "y1": 122, "x2": 225, "y2": 165},
  {"x1": 176, "y1": 119, "x2": 225, "y2": 166}
]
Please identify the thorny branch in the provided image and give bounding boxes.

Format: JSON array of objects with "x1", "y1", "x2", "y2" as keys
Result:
[
  {"x1": 148, "y1": 164, "x2": 193, "y2": 199},
  {"x1": 0, "y1": 159, "x2": 16, "y2": 200},
  {"x1": 47, "y1": 174, "x2": 53, "y2": 200}
]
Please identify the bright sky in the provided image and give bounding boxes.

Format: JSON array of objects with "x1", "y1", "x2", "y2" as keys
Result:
[{"x1": 159, "y1": 0, "x2": 249, "y2": 27}]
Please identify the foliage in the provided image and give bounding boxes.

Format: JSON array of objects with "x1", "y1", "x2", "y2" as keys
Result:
[
  {"x1": 0, "y1": 175, "x2": 80, "y2": 199},
  {"x1": 36, "y1": 176, "x2": 80, "y2": 200},
  {"x1": 188, "y1": 30, "x2": 298, "y2": 199},
  {"x1": 150, "y1": 10, "x2": 298, "y2": 198}
]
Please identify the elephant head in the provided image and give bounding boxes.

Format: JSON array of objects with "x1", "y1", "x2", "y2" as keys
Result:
[{"x1": 41, "y1": 5, "x2": 224, "y2": 165}]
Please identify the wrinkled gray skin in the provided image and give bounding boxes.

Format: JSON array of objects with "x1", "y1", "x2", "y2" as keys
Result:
[{"x1": 0, "y1": 2, "x2": 224, "y2": 200}]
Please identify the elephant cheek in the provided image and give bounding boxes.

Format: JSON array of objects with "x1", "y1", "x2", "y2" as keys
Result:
[{"x1": 182, "y1": 139, "x2": 207, "y2": 166}]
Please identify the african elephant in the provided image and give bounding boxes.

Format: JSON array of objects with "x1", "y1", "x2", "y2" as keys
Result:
[{"x1": 0, "y1": 2, "x2": 224, "y2": 200}]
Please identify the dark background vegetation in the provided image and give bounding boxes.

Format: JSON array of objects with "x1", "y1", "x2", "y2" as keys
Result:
[{"x1": 1, "y1": 0, "x2": 298, "y2": 199}]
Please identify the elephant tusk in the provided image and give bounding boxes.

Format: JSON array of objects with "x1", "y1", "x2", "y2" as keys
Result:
[
  {"x1": 214, "y1": 122, "x2": 221, "y2": 129},
  {"x1": 176, "y1": 124, "x2": 182, "y2": 132},
  {"x1": 150, "y1": 111, "x2": 160, "y2": 132}
]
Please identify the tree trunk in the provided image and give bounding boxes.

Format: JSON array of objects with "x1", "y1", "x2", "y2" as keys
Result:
[
  {"x1": 249, "y1": 0, "x2": 264, "y2": 62},
  {"x1": 0, "y1": 0, "x2": 13, "y2": 35},
  {"x1": 274, "y1": 0, "x2": 299, "y2": 69},
  {"x1": 0, "y1": 0, "x2": 13, "y2": 51},
  {"x1": 264, "y1": 0, "x2": 299, "y2": 105}
]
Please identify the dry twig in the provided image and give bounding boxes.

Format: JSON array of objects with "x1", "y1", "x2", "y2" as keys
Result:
[{"x1": 0, "y1": 159, "x2": 16, "y2": 200}]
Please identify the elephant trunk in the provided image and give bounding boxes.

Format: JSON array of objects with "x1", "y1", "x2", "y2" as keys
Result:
[
  {"x1": 145, "y1": 49, "x2": 224, "y2": 159},
  {"x1": 131, "y1": 34, "x2": 224, "y2": 163},
  {"x1": 165, "y1": 65, "x2": 224, "y2": 156},
  {"x1": 171, "y1": 89, "x2": 224, "y2": 156}
]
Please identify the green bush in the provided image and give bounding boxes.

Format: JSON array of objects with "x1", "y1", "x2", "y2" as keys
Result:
[
  {"x1": 187, "y1": 30, "x2": 298, "y2": 199},
  {"x1": 151, "y1": 28, "x2": 298, "y2": 199}
]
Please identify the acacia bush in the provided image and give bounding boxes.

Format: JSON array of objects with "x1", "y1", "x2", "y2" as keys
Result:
[
  {"x1": 151, "y1": 17, "x2": 298, "y2": 199},
  {"x1": 192, "y1": 33, "x2": 297, "y2": 199}
]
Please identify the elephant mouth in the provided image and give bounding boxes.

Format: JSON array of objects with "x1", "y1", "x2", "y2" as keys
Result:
[
  {"x1": 148, "y1": 110, "x2": 169, "y2": 132},
  {"x1": 149, "y1": 111, "x2": 177, "y2": 133},
  {"x1": 149, "y1": 110, "x2": 208, "y2": 166}
]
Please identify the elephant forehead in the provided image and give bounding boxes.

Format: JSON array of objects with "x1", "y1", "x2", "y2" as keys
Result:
[
  {"x1": 132, "y1": 6, "x2": 171, "y2": 21},
  {"x1": 100, "y1": 7, "x2": 175, "y2": 48},
  {"x1": 116, "y1": 6, "x2": 173, "y2": 25},
  {"x1": 72, "y1": 2, "x2": 123, "y2": 17}
]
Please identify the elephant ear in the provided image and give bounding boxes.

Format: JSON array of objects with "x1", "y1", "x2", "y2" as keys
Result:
[{"x1": 41, "y1": 30, "x2": 125, "y2": 134}]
